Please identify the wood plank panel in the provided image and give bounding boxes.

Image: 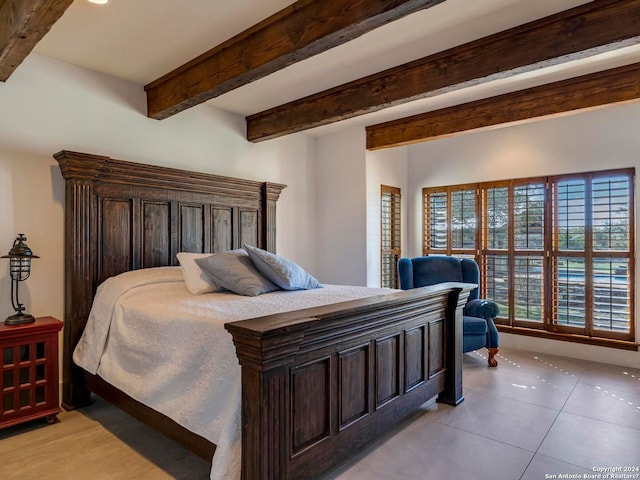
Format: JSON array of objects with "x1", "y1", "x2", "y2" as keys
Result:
[
  {"x1": 0, "y1": 0, "x2": 73, "y2": 81},
  {"x1": 247, "y1": 0, "x2": 640, "y2": 141},
  {"x1": 405, "y1": 326, "x2": 425, "y2": 391},
  {"x1": 239, "y1": 209, "x2": 259, "y2": 249},
  {"x1": 179, "y1": 205, "x2": 205, "y2": 253},
  {"x1": 211, "y1": 207, "x2": 233, "y2": 253},
  {"x1": 100, "y1": 198, "x2": 133, "y2": 282},
  {"x1": 145, "y1": 0, "x2": 444, "y2": 119},
  {"x1": 142, "y1": 202, "x2": 171, "y2": 267},
  {"x1": 428, "y1": 320, "x2": 444, "y2": 377},
  {"x1": 366, "y1": 62, "x2": 640, "y2": 149},
  {"x1": 375, "y1": 335, "x2": 400, "y2": 408},
  {"x1": 339, "y1": 345, "x2": 369, "y2": 428},
  {"x1": 291, "y1": 359, "x2": 330, "y2": 453}
]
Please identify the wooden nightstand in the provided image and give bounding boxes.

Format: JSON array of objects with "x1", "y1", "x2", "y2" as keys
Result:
[{"x1": 0, "y1": 316, "x2": 63, "y2": 428}]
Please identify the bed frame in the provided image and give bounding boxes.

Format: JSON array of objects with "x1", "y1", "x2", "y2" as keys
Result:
[{"x1": 56, "y1": 150, "x2": 472, "y2": 480}]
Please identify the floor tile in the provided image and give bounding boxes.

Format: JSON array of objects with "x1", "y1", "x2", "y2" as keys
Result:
[
  {"x1": 1, "y1": 348, "x2": 636, "y2": 479},
  {"x1": 494, "y1": 348, "x2": 591, "y2": 378},
  {"x1": 352, "y1": 417, "x2": 532, "y2": 480},
  {"x1": 578, "y1": 362, "x2": 640, "y2": 394},
  {"x1": 463, "y1": 363, "x2": 576, "y2": 410},
  {"x1": 0, "y1": 397, "x2": 211, "y2": 480},
  {"x1": 327, "y1": 462, "x2": 397, "y2": 480},
  {"x1": 563, "y1": 383, "x2": 640, "y2": 430},
  {"x1": 463, "y1": 348, "x2": 591, "y2": 379},
  {"x1": 538, "y1": 412, "x2": 640, "y2": 469},
  {"x1": 521, "y1": 454, "x2": 593, "y2": 480},
  {"x1": 425, "y1": 386, "x2": 559, "y2": 451}
]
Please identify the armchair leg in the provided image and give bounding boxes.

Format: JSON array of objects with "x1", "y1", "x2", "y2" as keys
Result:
[{"x1": 487, "y1": 347, "x2": 499, "y2": 367}]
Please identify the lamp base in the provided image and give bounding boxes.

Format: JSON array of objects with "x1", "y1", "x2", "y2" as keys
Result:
[{"x1": 4, "y1": 313, "x2": 35, "y2": 325}]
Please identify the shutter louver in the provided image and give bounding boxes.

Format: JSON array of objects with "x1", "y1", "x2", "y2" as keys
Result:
[
  {"x1": 424, "y1": 168, "x2": 634, "y2": 344},
  {"x1": 381, "y1": 186, "x2": 401, "y2": 289}
]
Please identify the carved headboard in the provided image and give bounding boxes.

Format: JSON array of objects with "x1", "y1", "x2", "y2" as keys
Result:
[{"x1": 55, "y1": 150, "x2": 285, "y2": 406}]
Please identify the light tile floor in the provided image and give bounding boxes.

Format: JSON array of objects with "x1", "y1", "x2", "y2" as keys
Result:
[
  {"x1": 0, "y1": 347, "x2": 638, "y2": 479},
  {"x1": 324, "y1": 347, "x2": 640, "y2": 480}
]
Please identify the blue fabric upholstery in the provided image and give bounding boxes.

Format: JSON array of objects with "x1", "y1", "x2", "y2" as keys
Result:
[{"x1": 398, "y1": 256, "x2": 499, "y2": 366}]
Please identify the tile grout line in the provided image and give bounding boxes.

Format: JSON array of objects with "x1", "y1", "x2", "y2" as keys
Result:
[{"x1": 518, "y1": 361, "x2": 592, "y2": 480}]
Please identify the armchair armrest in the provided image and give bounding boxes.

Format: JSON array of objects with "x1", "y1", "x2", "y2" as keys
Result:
[
  {"x1": 464, "y1": 299, "x2": 499, "y2": 319},
  {"x1": 464, "y1": 299, "x2": 500, "y2": 350}
]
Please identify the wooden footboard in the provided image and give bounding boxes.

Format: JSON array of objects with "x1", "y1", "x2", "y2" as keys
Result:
[{"x1": 226, "y1": 282, "x2": 470, "y2": 480}]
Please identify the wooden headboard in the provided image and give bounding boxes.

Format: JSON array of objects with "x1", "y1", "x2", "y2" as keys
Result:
[{"x1": 55, "y1": 150, "x2": 285, "y2": 408}]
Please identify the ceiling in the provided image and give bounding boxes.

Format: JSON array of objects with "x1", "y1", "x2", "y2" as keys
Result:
[{"x1": 33, "y1": 0, "x2": 640, "y2": 138}]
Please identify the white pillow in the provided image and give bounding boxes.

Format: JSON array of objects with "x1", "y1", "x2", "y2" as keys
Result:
[{"x1": 177, "y1": 252, "x2": 220, "y2": 295}]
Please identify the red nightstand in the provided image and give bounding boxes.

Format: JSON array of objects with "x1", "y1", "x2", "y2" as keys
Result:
[{"x1": 0, "y1": 316, "x2": 63, "y2": 428}]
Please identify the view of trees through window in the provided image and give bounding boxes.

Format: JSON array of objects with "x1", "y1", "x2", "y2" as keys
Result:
[{"x1": 423, "y1": 169, "x2": 635, "y2": 344}]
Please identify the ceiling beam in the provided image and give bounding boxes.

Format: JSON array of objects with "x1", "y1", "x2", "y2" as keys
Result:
[
  {"x1": 247, "y1": 0, "x2": 640, "y2": 142},
  {"x1": 365, "y1": 62, "x2": 640, "y2": 149},
  {"x1": 145, "y1": 0, "x2": 445, "y2": 120},
  {"x1": 0, "y1": 0, "x2": 73, "y2": 82}
]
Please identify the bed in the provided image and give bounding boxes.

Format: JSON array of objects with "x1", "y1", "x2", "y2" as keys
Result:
[{"x1": 56, "y1": 150, "x2": 472, "y2": 480}]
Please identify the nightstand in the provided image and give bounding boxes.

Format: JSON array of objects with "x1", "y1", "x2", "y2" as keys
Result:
[{"x1": 0, "y1": 316, "x2": 63, "y2": 428}]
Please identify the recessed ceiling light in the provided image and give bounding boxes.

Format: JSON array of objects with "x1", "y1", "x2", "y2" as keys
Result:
[{"x1": 88, "y1": 0, "x2": 110, "y2": 4}]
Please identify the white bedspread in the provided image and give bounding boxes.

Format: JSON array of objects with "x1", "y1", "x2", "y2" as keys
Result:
[{"x1": 73, "y1": 267, "x2": 392, "y2": 480}]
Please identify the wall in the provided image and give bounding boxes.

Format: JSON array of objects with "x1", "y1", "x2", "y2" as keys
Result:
[
  {"x1": 0, "y1": 53, "x2": 318, "y2": 323},
  {"x1": 406, "y1": 102, "x2": 640, "y2": 367},
  {"x1": 314, "y1": 128, "x2": 368, "y2": 285},
  {"x1": 365, "y1": 147, "x2": 408, "y2": 287},
  {"x1": 2, "y1": 52, "x2": 637, "y2": 372}
]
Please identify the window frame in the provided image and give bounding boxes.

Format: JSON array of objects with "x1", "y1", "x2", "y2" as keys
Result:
[
  {"x1": 381, "y1": 185, "x2": 402, "y2": 289},
  {"x1": 422, "y1": 183, "x2": 480, "y2": 260},
  {"x1": 422, "y1": 168, "x2": 636, "y2": 347}
]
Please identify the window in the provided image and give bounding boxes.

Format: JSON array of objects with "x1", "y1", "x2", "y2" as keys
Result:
[
  {"x1": 381, "y1": 185, "x2": 401, "y2": 289},
  {"x1": 423, "y1": 168, "x2": 635, "y2": 346},
  {"x1": 423, "y1": 184, "x2": 478, "y2": 259}
]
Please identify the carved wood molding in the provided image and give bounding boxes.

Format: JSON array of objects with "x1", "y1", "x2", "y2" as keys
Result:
[
  {"x1": 56, "y1": 150, "x2": 286, "y2": 409},
  {"x1": 247, "y1": 0, "x2": 640, "y2": 142},
  {"x1": 145, "y1": 0, "x2": 444, "y2": 120},
  {"x1": 225, "y1": 282, "x2": 472, "y2": 365},
  {"x1": 55, "y1": 150, "x2": 286, "y2": 201},
  {"x1": 225, "y1": 282, "x2": 473, "y2": 479},
  {"x1": 0, "y1": 0, "x2": 73, "y2": 81},
  {"x1": 365, "y1": 62, "x2": 640, "y2": 149}
]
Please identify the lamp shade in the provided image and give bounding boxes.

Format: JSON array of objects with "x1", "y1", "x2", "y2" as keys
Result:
[
  {"x1": 3, "y1": 235, "x2": 39, "y2": 258},
  {"x1": 2, "y1": 234, "x2": 39, "y2": 325}
]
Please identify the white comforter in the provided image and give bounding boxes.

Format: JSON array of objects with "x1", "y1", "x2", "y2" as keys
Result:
[{"x1": 73, "y1": 267, "x2": 392, "y2": 480}]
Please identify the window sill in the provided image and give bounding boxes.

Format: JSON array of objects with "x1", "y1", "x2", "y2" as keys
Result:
[{"x1": 496, "y1": 325, "x2": 639, "y2": 351}]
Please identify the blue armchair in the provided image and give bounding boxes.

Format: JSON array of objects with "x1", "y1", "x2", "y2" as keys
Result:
[{"x1": 398, "y1": 256, "x2": 499, "y2": 367}]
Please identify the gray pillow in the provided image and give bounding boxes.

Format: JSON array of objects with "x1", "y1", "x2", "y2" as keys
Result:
[
  {"x1": 195, "y1": 250, "x2": 279, "y2": 297},
  {"x1": 244, "y1": 244, "x2": 321, "y2": 291}
]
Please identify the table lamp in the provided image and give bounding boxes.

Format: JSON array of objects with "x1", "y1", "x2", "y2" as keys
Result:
[{"x1": 2, "y1": 234, "x2": 39, "y2": 325}]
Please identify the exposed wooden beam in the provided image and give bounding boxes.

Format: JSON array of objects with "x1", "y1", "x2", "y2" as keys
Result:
[
  {"x1": 145, "y1": 0, "x2": 445, "y2": 120},
  {"x1": 365, "y1": 62, "x2": 640, "y2": 149},
  {"x1": 247, "y1": 0, "x2": 640, "y2": 142},
  {"x1": 0, "y1": 0, "x2": 73, "y2": 81}
]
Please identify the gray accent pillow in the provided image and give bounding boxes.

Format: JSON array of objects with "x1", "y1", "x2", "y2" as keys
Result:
[
  {"x1": 244, "y1": 244, "x2": 321, "y2": 291},
  {"x1": 195, "y1": 250, "x2": 280, "y2": 297}
]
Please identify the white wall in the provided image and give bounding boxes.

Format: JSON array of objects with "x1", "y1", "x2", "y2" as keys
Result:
[
  {"x1": 406, "y1": 103, "x2": 640, "y2": 367},
  {"x1": 365, "y1": 147, "x2": 408, "y2": 287},
  {"x1": 2, "y1": 53, "x2": 636, "y2": 371},
  {"x1": 0, "y1": 54, "x2": 318, "y2": 323},
  {"x1": 314, "y1": 128, "x2": 368, "y2": 285}
]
